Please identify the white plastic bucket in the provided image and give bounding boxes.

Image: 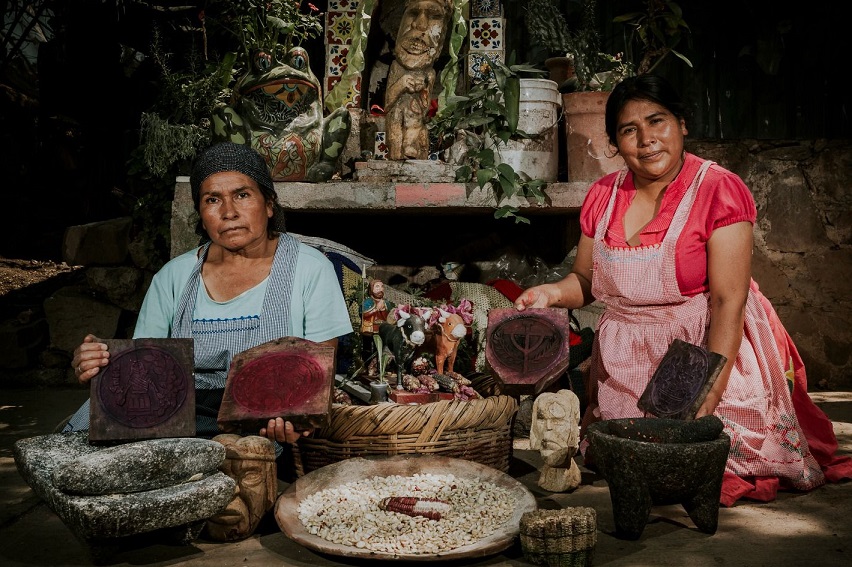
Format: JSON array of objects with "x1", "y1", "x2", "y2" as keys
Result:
[{"x1": 492, "y1": 79, "x2": 561, "y2": 182}]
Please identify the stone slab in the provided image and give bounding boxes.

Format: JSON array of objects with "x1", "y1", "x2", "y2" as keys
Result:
[
  {"x1": 485, "y1": 307, "x2": 572, "y2": 395},
  {"x1": 218, "y1": 337, "x2": 335, "y2": 432},
  {"x1": 89, "y1": 338, "x2": 195, "y2": 443}
]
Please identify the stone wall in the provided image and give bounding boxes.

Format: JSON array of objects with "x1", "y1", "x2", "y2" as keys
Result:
[
  {"x1": 2, "y1": 139, "x2": 850, "y2": 390},
  {"x1": 686, "y1": 139, "x2": 851, "y2": 389}
]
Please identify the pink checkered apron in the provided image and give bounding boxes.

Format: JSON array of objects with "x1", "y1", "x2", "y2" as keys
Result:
[{"x1": 588, "y1": 160, "x2": 824, "y2": 489}]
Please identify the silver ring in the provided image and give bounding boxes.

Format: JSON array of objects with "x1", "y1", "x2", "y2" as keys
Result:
[{"x1": 77, "y1": 365, "x2": 82, "y2": 374}]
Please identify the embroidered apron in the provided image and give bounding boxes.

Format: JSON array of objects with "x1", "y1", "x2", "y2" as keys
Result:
[
  {"x1": 588, "y1": 161, "x2": 824, "y2": 489},
  {"x1": 173, "y1": 233, "x2": 299, "y2": 436}
]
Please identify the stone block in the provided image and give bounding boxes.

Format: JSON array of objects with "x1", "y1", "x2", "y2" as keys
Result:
[
  {"x1": 62, "y1": 217, "x2": 132, "y2": 266},
  {"x1": 85, "y1": 266, "x2": 147, "y2": 312},
  {"x1": 43, "y1": 286, "x2": 122, "y2": 354},
  {"x1": 0, "y1": 317, "x2": 48, "y2": 369},
  {"x1": 52, "y1": 437, "x2": 226, "y2": 495}
]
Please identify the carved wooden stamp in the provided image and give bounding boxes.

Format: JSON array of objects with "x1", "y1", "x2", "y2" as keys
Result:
[
  {"x1": 637, "y1": 339, "x2": 727, "y2": 420},
  {"x1": 218, "y1": 337, "x2": 335, "y2": 432},
  {"x1": 89, "y1": 338, "x2": 195, "y2": 443},
  {"x1": 485, "y1": 308, "x2": 572, "y2": 395}
]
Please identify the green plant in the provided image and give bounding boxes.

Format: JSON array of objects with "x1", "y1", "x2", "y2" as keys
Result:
[
  {"x1": 373, "y1": 334, "x2": 389, "y2": 384},
  {"x1": 614, "y1": 0, "x2": 692, "y2": 75},
  {"x1": 525, "y1": 0, "x2": 632, "y2": 92},
  {"x1": 429, "y1": 57, "x2": 548, "y2": 224}
]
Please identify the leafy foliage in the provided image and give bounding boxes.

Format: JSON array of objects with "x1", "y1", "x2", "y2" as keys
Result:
[
  {"x1": 430, "y1": 58, "x2": 548, "y2": 224},
  {"x1": 614, "y1": 0, "x2": 692, "y2": 75}
]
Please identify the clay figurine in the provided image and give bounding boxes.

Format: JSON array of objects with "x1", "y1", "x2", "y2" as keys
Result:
[
  {"x1": 529, "y1": 389, "x2": 582, "y2": 492},
  {"x1": 212, "y1": 47, "x2": 351, "y2": 182}
]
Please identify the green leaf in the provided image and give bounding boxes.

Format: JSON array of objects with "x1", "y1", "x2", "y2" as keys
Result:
[
  {"x1": 477, "y1": 168, "x2": 496, "y2": 188},
  {"x1": 504, "y1": 75, "x2": 520, "y2": 133}
]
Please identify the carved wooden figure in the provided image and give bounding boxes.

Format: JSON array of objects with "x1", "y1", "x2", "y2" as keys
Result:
[
  {"x1": 385, "y1": 0, "x2": 451, "y2": 160},
  {"x1": 206, "y1": 434, "x2": 277, "y2": 542},
  {"x1": 530, "y1": 390, "x2": 582, "y2": 492}
]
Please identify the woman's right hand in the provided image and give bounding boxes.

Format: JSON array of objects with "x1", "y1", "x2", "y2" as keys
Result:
[
  {"x1": 514, "y1": 283, "x2": 561, "y2": 311},
  {"x1": 72, "y1": 334, "x2": 110, "y2": 384}
]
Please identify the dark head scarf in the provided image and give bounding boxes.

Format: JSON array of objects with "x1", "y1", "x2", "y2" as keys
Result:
[{"x1": 189, "y1": 142, "x2": 285, "y2": 240}]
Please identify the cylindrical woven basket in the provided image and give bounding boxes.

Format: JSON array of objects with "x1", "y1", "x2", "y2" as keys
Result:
[{"x1": 293, "y1": 394, "x2": 518, "y2": 476}]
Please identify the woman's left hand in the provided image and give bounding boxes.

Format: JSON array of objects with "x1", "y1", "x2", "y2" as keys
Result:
[
  {"x1": 695, "y1": 390, "x2": 722, "y2": 419},
  {"x1": 259, "y1": 417, "x2": 313, "y2": 444}
]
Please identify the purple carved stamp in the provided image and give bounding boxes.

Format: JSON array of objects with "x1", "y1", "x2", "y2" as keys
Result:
[
  {"x1": 485, "y1": 308, "x2": 572, "y2": 395},
  {"x1": 89, "y1": 338, "x2": 195, "y2": 443}
]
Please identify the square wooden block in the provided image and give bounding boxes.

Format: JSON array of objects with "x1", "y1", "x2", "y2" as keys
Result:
[
  {"x1": 218, "y1": 337, "x2": 335, "y2": 432},
  {"x1": 485, "y1": 308, "x2": 572, "y2": 395},
  {"x1": 88, "y1": 338, "x2": 195, "y2": 444}
]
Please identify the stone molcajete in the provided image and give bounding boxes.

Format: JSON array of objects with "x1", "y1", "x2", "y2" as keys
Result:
[
  {"x1": 586, "y1": 415, "x2": 730, "y2": 540},
  {"x1": 212, "y1": 47, "x2": 351, "y2": 182},
  {"x1": 14, "y1": 433, "x2": 235, "y2": 560}
]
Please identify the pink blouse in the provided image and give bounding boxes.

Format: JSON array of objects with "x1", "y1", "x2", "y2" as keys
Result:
[{"x1": 580, "y1": 152, "x2": 757, "y2": 296}]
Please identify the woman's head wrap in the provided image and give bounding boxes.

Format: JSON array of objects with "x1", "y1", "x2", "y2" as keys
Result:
[
  {"x1": 188, "y1": 142, "x2": 285, "y2": 241},
  {"x1": 190, "y1": 142, "x2": 274, "y2": 205}
]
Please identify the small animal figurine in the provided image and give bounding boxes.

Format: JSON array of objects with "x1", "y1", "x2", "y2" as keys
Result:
[
  {"x1": 378, "y1": 308, "x2": 431, "y2": 382},
  {"x1": 430, "y1": 308, "x2": 467, "y2": 375}
]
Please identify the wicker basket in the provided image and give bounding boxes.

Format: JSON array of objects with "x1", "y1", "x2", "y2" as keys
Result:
[
  {"x1": 293, "y1": 394, "x2": 518, "y2": 476},
  {"x1": 519, "y1": 508, "x2": 597, "y2": 567}
]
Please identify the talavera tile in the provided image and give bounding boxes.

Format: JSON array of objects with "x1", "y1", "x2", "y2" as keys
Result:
[
  {"x1": 469, "y1": 18, "x2": 504, "y2": 51},
  {"x1": 471, "y1": 0, "x2": 501, "y2": 18}
]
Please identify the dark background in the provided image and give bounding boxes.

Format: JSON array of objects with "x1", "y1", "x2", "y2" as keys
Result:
[{"x1": 1, "y1": 0, "x2": 848, "y2": 262}]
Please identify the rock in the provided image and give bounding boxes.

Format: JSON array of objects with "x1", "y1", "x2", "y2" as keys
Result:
[
  {"x1": 51, "y1": 437, "x2": 226, "y2": 495},
  {"x1": 62, "y1": 217, "x2": 133, "y2": 266}
]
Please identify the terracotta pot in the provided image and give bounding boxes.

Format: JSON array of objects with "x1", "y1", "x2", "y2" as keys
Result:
[
  {"x1": 562, "y1": 91, "x2": 625, "y2": 182},
  {"x1": 544, "y1": 56, "x2": 575, "y2": 86}
]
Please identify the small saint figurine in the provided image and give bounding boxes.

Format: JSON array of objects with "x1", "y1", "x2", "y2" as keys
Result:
[
  {"x1": 205, "y1": 434, "x2": 277, "y2": 542},
  {"x1": 385, "y1": 0, "x2": 451, "y2": 160},
  {"x1": 529, "y1": 389, "x2": 582, "y2": 492},
  {"x1": 361, "y1": 279, "x2": 392, "y2": 335}
]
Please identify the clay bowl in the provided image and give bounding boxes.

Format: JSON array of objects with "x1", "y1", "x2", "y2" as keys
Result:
[
  {"x1": 275, "y1": 454, "x2": 537, "y2": 561},
  {"x1": 586, "y1": 416, "x2": 730, "y2": 540}
]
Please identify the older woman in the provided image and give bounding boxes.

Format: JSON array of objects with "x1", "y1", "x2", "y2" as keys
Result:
[
  {"x1": 515, "y1": 75, "x2": 851, "y2": 505},
  {"x1": 65, "y1": 142, "x2": 353, "y2": 445}
]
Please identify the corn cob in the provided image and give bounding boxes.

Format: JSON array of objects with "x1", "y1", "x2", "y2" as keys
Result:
[
  {"x1": 378, "y1": 496, "x2": 452, "y2": 521},
  {"x1": 433, "y1": 373, "x2": 459, "y2": 393},
  {"x1": 402, "y1": 374, "x2": 422, "y2": 392},
  {"x1": 418, "y1": 374, "x2": 439, "y2": 392}
]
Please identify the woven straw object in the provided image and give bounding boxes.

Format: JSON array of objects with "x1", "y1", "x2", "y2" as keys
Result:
[
  {"x1": 293, "y1": 394, "x2": 518, "y2": 476},
  {"x1": 520, "y1": 507, "x2": 597, "y2": 567}
]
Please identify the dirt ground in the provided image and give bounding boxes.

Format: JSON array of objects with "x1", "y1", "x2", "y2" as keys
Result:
[{"x1": 0, "y1": 257, "x2": 81, "y2": 297}]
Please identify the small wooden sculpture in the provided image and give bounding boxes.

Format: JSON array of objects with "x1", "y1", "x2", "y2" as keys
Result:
[
  {"x1": 206, "y1": 434, "x2": 277, "y2": 542},
  {"x1": 430, "y1": 308, "x2": 467, "y2": 375},
  {"x1": 529, "y1": 390, "x2": 582, "y2": 492},
  {"x1": 385, "y1": 0, "x2": 452, "y2": 160}
]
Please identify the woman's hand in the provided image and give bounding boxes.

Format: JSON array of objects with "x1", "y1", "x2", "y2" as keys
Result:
[
  {"x1": 514, "y1": 284, "x2": 560, "y2": 311},
  {"x1": 71, "y1": 334, "x2": 110, "y2": 384},
  {"x1": 260, "y1": 417, "x2": 314, "y2": 444}
]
